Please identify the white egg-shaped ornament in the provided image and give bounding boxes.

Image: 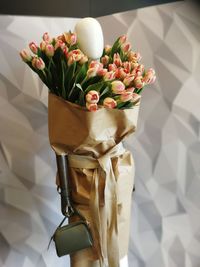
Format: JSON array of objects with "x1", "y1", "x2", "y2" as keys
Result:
[{"x1": 75, "y1": 17, "x2": 104, "y2": 60}]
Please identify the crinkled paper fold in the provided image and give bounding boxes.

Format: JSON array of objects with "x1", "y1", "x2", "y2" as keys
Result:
[{"x1": 48, "y1": 93, "x2": 140, "y2": 267}]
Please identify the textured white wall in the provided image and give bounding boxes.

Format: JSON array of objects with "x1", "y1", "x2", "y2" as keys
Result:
[{"x1": 0, "y1": 1, "x2": 200, "y2": 267}]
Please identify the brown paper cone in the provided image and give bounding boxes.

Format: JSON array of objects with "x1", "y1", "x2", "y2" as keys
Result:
[{"x1": 48, "y1": 93, "x2": 140, "y2": 267}]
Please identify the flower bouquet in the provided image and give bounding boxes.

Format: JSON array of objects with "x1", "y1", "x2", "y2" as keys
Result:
[{"x1": 20, "y1": 18, "x2": 155, "y2": 267}]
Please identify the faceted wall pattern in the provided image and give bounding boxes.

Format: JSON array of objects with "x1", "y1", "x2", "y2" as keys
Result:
[{"x1": 0, "y1": 2, "x2": 200, "y2": 267}]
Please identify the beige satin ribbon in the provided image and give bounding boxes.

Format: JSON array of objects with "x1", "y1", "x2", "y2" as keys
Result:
[{"x1": 68, "y1": 142, "x2": 126, "y2": 267}]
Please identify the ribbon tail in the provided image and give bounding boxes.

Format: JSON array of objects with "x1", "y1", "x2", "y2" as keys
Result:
[
  {"x1": 90, "y1": 168, "x2": 104, "y2": 267},
  {"x1": 101, "y1": 158, "x2": 120, "y2": 267}
]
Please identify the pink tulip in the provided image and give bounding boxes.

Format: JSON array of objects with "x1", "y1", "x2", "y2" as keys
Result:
[
  {"x1": 86, "y1": 90, "x2": 100, "y2": 104},
  {"x1": 115, "y1": 68, "x2": 127, "y2": 80},
  {"x1": 40, "y1": 41, "x2": 46, "y2": 51},
  {"x1": 20, "y1": 49, "x2": 32, "y2": 62},
  {"x1": 87, "y1": 67, "x2": 99, "y2": 78},
  {"x1": 103, "y1": 97, "x2": 117, "y2": 109},
  {"x1": 128, "y1": 51, "x2": 141, "y2": 62},
  {"x1": 119, "y1": 35, "x2": 127, "y2": 45},
  {"x1": 86, "y1": 102, "x2": 98, "y2": 111},
  {"x1": 126, "y1": 87, "x2": 135, "y2": 93},
  {"x1": 45, "y1": 44, "x2": 55, "y2": 57},
  {"x1": 101, "y1": 55, "x2": 109, "y2": 66},
  {"x1": 67, "y1": 49, "x2": 83, "y2": 65},
  {"x1": 113, "y1": 53, "x2": 122, "y2": 67},
  {"x1": 79, "y1": 55, "x2": 88, "y2": 65},
  {"x1": 135, "y1": 64, "x2": 145, "y2": 76},
  {"x1": 104, "y1": 45, "x2": 112, "y2": 54},
  {"x1": 132, "y1": 93, "x2": 141, "y2": 103},
  {"x1": 122, "y1": 61, "x2": 132, "y2": 73},
  {"x1": 32, "y1": 57, "x2": 45, "y2": 70},
  {"x1": 70, "y1": 33, "x2": 77, "y2": 45},
  {"x1": 120, "y1": 91, "x2": 133, "y2": 102},
  {"x1": 108, "y1": 64, "x2": 117, "y2": 72},
  {"x1": 143, "y1": 69, "x2": 156, "y2": 84},
  {"x1": 43, "y1": 32, "x2": 51, "y2": 43},
  {"x1": 63, "y1": 32, "x2": 77, "y2": 45},
  {"x1": 131, "y1": 62, "x2": 139, "y2": 71},
  {"x1": 67, "y1": 56, "x2": 74, "y2": 66},
  {"x1": 97, "y1": 68, "x2": 107, "y2": 76},
  {"x1": 134, "y1": 76, "x2": 145, "y2": 89},
  {"x1": 29, "y1": 42, "x2": 38, "y2": 54},
  {"x1": 89, "y1": 61, "x2": 103, "y2": 70},
  {"x1": 111, "y1": 80, "x2": 125, "y2": 94},
  {"x1": 103, "y1": 71, "x2": 116, "y2": 81},
  {"x1": 55, "y1": 40, "x2": 65, "y2": 50},
  {"x1": 123, "y1": 74, "x2": 135, "y2": 86},
  {"x1": 121, "y1": 42, "x2": 131, "y2": 53}
]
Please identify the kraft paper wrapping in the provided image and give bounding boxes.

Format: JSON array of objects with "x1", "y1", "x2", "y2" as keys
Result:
[{"x1": 48, "y1": 93, "x2": 140, "y2": 267}]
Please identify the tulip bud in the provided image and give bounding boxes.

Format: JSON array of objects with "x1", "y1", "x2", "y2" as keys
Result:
[
  {"x1": 63, "y1": 32, "x2": 77, "y2": 45},
  {"x1": 40, "y1": 41, "x2": 46, "y2": 51},
  {"x1": 86, "y1": 102, "x2": 98, "y2": 111},
  {"x1": 119, "y1": 35, "x2": 127, "y2": 45},
  {"x1": 32, "y1": 57, "x2": 45, "y2": 70},
  {"x1": 123, "y1": 74, "x2": 135, "y2": 86},
  {"x1": 43, "y1": 32, "x2": 51, "y2": 43},
  {"x1": 104, "y1": 71, "x2": 116, "y2": 81},
  {"x1": 97, "y1": 68, "x2": 107, "y2": 76},
  {"x1": 134, "y1": 76, "x2": 145, "y2": 89},
  {"x1": 89, "y1": 60, "x2": 103, "y2": 69},
  {"x1": 29, "y1": 42, "x2": 38, "y2": 54},
  {"x1": 70, "y1": 33, "x2": 77, "y2": 45},
  {"x1": 87, "y1": 67, "x2": 98, "y2": 78},
  {"x1": 20, "y1": 49, "x2": 32, "y2": 62},
  {"x1": 115, "y1": 68, "x2": 127, "y2": 80},
  {"x1": 120, "y1": 91, "x2": 133, "y2": 102},
  {"x1": 111, "y1": 80, "x2": 125, "y2": 94},
  {"x1": 103, "y1": 97, "x2": 117, "y2": 109},
  {"x1": 101, "y1": 55, "x2": 109, "y2": 66},
  {"x1": 121, "y1": 42, "x2": 131, "y2": 53},
  {"x1": 79, "y1": 55, "x2": 88, "y2": 65},
  {"x1": 85, "y1": 90, "x2": 100, "y2": 104},
  {"x1": 45, "y1": 44, "x2": 55, "y2": 57},
  {"x1": 136, "y1": 64, "x2": 145, "y2": 76},
  {"x1": 108, "y1": 64, "x2": 117, "y2": 72},
  {"x1": 55, "y1": 39, "x2": 65, "y2": 50},
  {"x1": 143, "y1": 69, "x2": 156, "y2": 84},
  {"x1": 122, "y1": 61, "x2": 132, "y2": 73},
  {"x1": 113, "y1": 53, "x2": 122, "y2": 67},
  {"x1": 104, "y1": 45, "x2": 112, "y2": 55},
  {"x1": 132, "y1": 93, "x2": 141, "y2": 104},
  {"x1": 67, "y1": 56, "x2": 75, "y2": 66},
  {"x1": 128, "y1": 51, "x2": 141, "y2": 62},
  {"x1": 68, "y1": 49, "x2": 83, "y2": 62},
  {"x1": 126, "y1": 87, "x2": 135, "y2": 93}
]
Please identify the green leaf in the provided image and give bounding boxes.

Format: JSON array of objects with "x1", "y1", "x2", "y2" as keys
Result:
[
  {"x1": 100, "y1": 86, "x2": 110, "y2": 98},
  {"x1": 68, "y1": 44, "x2": 78, "y2": 52},
  {"x1": 84, "y1": 81, "x2": 106, "y2": 94},
  {"x1": 120, "y1": 101, "x2": 133, "y2": 109},
  {"x1": 61, "y1": 59, "x2": 66, "y2": 98},
  {"x1": 65, "y1": 62, "x2": 76, "y2": 98},
  {"x1": 68, "y1": 83, "x2": 83, "y2": 101},
  {"x1": 77, "y1": 90, "x2": 85, "y2": 106},
  {"x1": 116, "y1": 102, "x2": 126, "y2": 109},
  {"x1": 75, "y1": 63, "x2": 88, "y2": 84},
  {"x1": 82, "y1": 76, "x2": 102, "y2": 90},
  {"x1": 110, "y1": 37, "x2": 120, "y2": 57}
]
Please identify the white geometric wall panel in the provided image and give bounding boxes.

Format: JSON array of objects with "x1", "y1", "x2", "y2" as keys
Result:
[{"x1": 0, "y1": 1, "x2": 200, "y2": 267}]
